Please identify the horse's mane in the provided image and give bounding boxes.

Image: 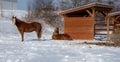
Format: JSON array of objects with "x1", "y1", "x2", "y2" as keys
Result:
[
  {"x1": 15, "y1": 17, "x2": 26, "y2": 23},
  {"x1": 16, "y1": 18, "x2": 23, "y2": 22}
]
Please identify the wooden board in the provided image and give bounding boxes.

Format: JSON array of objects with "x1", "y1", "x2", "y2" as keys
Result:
[{"x1": 64, "y1": 17, "x2": 94, "y2": 40}]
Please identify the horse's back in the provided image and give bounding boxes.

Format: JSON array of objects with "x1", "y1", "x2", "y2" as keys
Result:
[
  {"x1": 32, "y1": 22, "x2": 41, "y2": 26},
  {"x1": 59, "y1": 34, "x2": 72, "y2": 40},
  {"x1": 32, "y1": 22, "x2": 42, "y2": 30}
]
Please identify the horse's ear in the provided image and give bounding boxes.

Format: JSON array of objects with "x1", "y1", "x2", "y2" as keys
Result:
[
  {"x1": 12, "y1": 16, "x2": 16, "y2": 18},
  {"x1": 56, "y1": 27, "x2": 59, "y2": 30},
  {"x1": 14, "y1": 16, "x2": 16, "y2": 17}
]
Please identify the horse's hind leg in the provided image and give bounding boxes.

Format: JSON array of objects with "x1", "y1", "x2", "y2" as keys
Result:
[
  {"x1": 38, "y1": 32, "x2": 41, "y2": 40},
  {"x1": 35, "y1": 24, "x2": 42, "y2": 41},
  {"x1": 36, "y1": 31, "x2": 41, "y2": 41}
]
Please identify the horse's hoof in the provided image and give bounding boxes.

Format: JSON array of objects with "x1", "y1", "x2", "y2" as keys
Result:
[{"x1": 22, "y1": 40, "x2": 24, "y2": 42}]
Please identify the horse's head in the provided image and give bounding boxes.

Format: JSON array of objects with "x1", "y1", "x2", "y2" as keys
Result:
[
  {"x1": 55, "y1": 27, "x2": 59, "y2": 33},
  {"x1": 53, "y1": 27, "x2": 59, "y2": 35},
  {"x1": 12, "y1": 16, "x2": 17, "y2": 25}
]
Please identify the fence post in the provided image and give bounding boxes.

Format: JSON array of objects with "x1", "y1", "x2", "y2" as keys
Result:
[{"x1": 0, "y1": 0, "x2": 3, "y2": 17}]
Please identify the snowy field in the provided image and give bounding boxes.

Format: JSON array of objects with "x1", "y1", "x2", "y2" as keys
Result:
[{"x1": 0, "y1": 10, "x2": 120, "y2": 62}]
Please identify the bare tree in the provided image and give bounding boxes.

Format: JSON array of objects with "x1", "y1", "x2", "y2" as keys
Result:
[
  {"x1": 26, "y1": 0, "x2": 31, "y2": 22},
  {"x1": 60, "y1": 0, "x2": 72, "y2": 10},
  {"x1": 32, "y1": 0, "x2": 55, "y2": 18},
  {"x1": 32, "y1": 0, "x2": 62, "y2": 27},
  {"x1": 98, "y1": 0, "x2": 102, "y2": 3},
  {"x1": 71, "y1": 0, "x2": 82, "y2": 8},
  {"x1": 108, "y1": 0, "x2": 114, "y2": 5},
  {"x1": 85, "y1": 0, "x2": 90, "y2": 4},
  {"x1": 60, "y1": 0, "x2": 83, "y2": 10}
]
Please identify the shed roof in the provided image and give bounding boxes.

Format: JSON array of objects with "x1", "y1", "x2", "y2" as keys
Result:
[
  {"x1": 61, "y1": 3, "x2": 114, "y2": 15},
  {"x1": 109, "y1": 11, "x2": 120, "y2": 23},
  {"x1": 109, "y1": 11, "x2": 120, "y2": 17}
]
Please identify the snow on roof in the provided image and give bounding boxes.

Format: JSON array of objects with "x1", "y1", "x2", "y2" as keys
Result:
[
  {"x1": 61, "y1": 2, "x2": 114, "y2": 15},
  {"x1": 109, "y1": 11, "x2": 120, "y2": 16}
]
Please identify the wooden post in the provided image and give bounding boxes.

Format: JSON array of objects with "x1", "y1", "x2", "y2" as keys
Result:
[
  {"x1": 86, "y1": 8, "x2": 96, "y2": 40},
  {"x1": 106, "y1": 12, "x2": 110, "y2": 41},
  {"x1": 86, "y1": 9, "x2": 96, "y2": 17},
  {"x1": 112, "y1": 18, "x2": 115, "y2": 33},
  {"x1": 86, "y1": 10, "x2": 92, "y2": 17},
  {"x1": 0, "y1": 0, "x2": 3, "y2": 17},
  {"x1": 92, "y1": 8, "x2": 95, "y2": 39},
  {"x1": 92, "y1": 9, "x2": 95, "y2": 18},
  {"x1": 10, "y1": 0, "x2": 13, "y2": 16},
  {"x1": 12, "y1": 0, "x2": 14, "y2": 16},
  {"x1": 115, "y1": 16, "x2": 120, "y2": 20}
]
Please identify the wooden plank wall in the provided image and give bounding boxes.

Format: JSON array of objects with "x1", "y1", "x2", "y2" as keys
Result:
[
  {"x1": 64, "y1": 17, "x2": 94, "y2": 40},
  {"x1": 94, "y1": 20, "x2": 113, "y2": 36}
]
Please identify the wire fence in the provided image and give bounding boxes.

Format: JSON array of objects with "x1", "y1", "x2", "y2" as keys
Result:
[
  {"x1": 0, "y1": 0, "x2": 31, "y2": 20},
  {"x1": 0, "y1": 10, "x2": 27, "y2": 20}
]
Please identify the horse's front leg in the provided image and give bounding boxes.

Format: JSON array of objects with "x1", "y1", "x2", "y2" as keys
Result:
[
  {"x1": 19, "y1": 31, "x2": 24, "y2": 42},
  {"x1": 21, "y1": 32, "x2": 24, "y2": 42}
]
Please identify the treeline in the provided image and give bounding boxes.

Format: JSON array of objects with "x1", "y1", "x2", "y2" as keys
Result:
[{"x1": 26, "y1": 0, "x2": 119, "y2": 28}]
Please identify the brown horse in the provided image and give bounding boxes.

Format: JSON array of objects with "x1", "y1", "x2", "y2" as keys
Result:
[
  {"x1": 52, "y1": 27, "x2": 72, "y2": 40},
  {"x1": 12, "y1": 16, "x2": 42, "y2": 41}
]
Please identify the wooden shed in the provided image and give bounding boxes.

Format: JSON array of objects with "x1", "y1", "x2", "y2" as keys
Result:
[
  {"x1": 61, "y1": 3, "x2": 114, "y2": 40},
  {"x1": 109, "y1": 12, "x2": 120, "y2": 33},
  {"x1": 109, "y1": 12, "x2": 120, "y2": 41}
]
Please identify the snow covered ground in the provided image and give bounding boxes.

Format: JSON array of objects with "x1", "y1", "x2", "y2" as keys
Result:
[{"x1": 0, "y1": 10, "x2": 120, "y2": 62}]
